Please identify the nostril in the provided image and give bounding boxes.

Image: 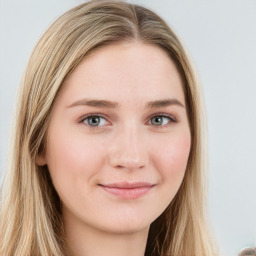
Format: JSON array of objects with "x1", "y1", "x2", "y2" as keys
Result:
[
  {"x1": 109, "y1": 155, "x2": 147, "y2": 171},
  {"x1": 108, "y1": 139, "x2": 148, "y2": 171},
  {"x1": 114, "y1": 162, "x2": 145, "y2": 171}
]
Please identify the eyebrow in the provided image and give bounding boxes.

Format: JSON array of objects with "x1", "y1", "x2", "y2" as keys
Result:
[
  {"x1": 146, "y1": 98, "x2": 185, "y2": 108},
  {"x1": 67, "y1": 98, "x2": 184, "y2": 109},
  {"x1": 68, "y1": 99, "x2": 119, "y2": 108}
]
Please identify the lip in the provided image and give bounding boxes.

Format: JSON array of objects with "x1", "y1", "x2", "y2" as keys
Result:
[{"x1": 99, "y1": 182, "x2": 156, "y2": 200}]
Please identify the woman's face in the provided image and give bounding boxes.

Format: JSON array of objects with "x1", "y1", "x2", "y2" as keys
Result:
[{"x1": 38, "y1": 42, "x2": 191, "y2": 235}]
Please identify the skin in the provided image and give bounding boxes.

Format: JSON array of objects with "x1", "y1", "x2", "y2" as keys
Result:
[{"x1": 37, "y1": 41, "x2": 191, "y2": 256}]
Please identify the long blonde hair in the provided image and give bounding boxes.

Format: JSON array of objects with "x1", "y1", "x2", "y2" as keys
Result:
[{"x1": 0, "y1": 1, "x2": 217, "y2": 255}]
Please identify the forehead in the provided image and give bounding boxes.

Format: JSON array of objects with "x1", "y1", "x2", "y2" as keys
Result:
[{"x1": 59, "y1": 41, "x2": 185, "y2": 105}]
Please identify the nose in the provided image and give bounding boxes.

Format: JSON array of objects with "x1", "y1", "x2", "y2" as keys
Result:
[{"x1": 108, "y1": 124, "x2": 148, "y2": 171}]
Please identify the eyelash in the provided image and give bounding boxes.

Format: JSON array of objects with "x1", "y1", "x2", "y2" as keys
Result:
[
  {"x1": 79, "y1": 113, "x2": 177, "y2": 129},
  {"x1": 148, "y1": 113, "x2": 177, "y2": 128},
  {"x1": 79, "y1": 114, "x2": 110, "y2": 130}
]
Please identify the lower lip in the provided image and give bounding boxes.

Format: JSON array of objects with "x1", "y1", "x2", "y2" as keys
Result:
[{"x1": 100, "y1": 186, "x2": 154, "y2": 199}]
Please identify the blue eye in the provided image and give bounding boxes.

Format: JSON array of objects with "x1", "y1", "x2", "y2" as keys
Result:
[
  {"x1": 82, "y1": 115, "x2": 108, "y2": 127},
  {"x1": 150, "y1": 115, "x2": 175, "y2": 126}
]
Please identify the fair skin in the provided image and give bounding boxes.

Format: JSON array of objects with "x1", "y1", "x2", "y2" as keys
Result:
[{"x1": 37, "y1": 42, "x2": 191, "y2": 256}]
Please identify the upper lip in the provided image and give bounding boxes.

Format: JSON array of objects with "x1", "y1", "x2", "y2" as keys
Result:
[{"x1": 99, "y1": 182, "x2": 155, "y2": 189}]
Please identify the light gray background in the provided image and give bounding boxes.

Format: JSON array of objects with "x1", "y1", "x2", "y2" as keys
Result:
[{"x1": 0, "y1": 0, "x2": 256, "y2": 255}]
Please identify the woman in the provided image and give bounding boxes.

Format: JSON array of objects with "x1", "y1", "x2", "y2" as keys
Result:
[{"x1": 0, "y1": 0, "x2": 217, "y2": 255}]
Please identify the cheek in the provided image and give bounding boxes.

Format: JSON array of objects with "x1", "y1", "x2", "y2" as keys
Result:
[
  {"x1": 146, "y1": 131, "x2": 191, "y2": 218},
  {"x1": 45, "y1": 129, "x2": 106, "y2": 191},
  {"x1": 153, "y1": 133, "x2": 191, "y2": 184}
]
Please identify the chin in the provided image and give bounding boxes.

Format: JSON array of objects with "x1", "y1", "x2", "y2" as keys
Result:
[
  {"x1": 90, "y1": 207, "x2": 160, "y2": 235},
  {"x1": 98, "y1": 220, "x2": 150, "y2": 235}
]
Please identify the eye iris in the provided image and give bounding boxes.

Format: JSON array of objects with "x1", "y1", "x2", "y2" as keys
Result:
[
  {"x1": 152, "y1": 116, "x2": 163, "y2": 126},
  {"x1": 88, "y1": 116, "x2": 100, "y2": 126}
]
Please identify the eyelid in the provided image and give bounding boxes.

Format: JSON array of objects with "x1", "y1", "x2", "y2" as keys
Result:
[
  {"x1": 147, "y1": 113, "x2": 178, "y2": 126},
  {"x1": 79, "y1": 113, "x2": 111, "y2": 126},
  {"x1": 78, "y1": 112, "x2": 177, "y2": 128}
]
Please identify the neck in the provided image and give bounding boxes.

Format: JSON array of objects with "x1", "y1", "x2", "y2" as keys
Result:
[{"x1": 64, "y1": 215, "x2": 149, "y2": 256}]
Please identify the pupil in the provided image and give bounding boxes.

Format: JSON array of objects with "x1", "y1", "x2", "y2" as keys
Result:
[
  {"x1": 89, "y1": 117, "x2": 100, "y2": 126},
  {"x1": 153, "y1": 116, "x2": 162, "y2": 125}
]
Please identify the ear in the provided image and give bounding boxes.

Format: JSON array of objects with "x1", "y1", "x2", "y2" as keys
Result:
[{"x1": 36, "y1": 152, "x2": 47, "y2": 166}]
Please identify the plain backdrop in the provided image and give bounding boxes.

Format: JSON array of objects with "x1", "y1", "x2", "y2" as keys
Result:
[{"x1": 0, "y1": 0, "x2": 256, "y2": 255}]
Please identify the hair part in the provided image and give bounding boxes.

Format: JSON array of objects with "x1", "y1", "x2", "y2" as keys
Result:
[{"x1": 0, "y1": 1, "x2": 217, "y2": 255}]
